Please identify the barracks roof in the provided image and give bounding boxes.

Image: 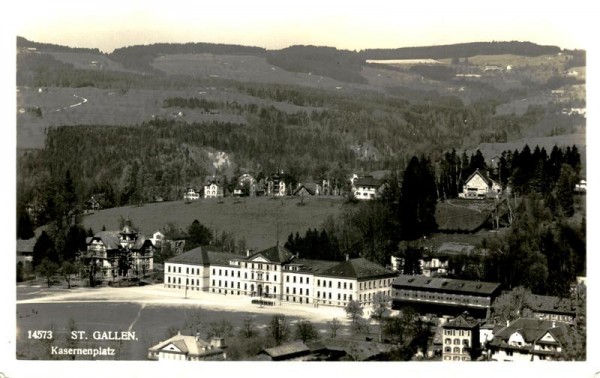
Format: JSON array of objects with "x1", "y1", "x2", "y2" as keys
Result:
[
  {"x1": 319, "y1": 258, "x2": 397, "y2": 280},
  {"x1": 392, "y1": 274, "x2": 501, "y2": 295}
]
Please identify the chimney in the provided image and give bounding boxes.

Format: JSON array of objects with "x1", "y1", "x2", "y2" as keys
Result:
[
  {"x1": 246, "y1": 249, "x2": 252, "y2": 257},
  {"x1": 196, "y1": 332, "x2": 200, "y2": 341}
]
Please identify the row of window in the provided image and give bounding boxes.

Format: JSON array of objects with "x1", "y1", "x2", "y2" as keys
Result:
[
  {"x1": 444, "y1": 338, "x2": 470, "y2": 346},
  {"x1": 400, "y1": 290, "x2": 487, "y2": 305},
  {"x1": 444, "y1": 346, "x2": 468, "y2": 354},
  {"x1": 166, "y1": 277, "x2": 202, "y2": 286},
  {"x1": 316, "y1": 291, "x2": 353, "y2": 301},
  {"x1": 286, "y1": 276, "x2": 309, "y2": 284},
  {"x1": 444, "y1": 329, "x2": 471, "y2": 337},
  {"x1": 286, "y1": 287, "x2": 309, "y2": 296},
  {"x1": 166, "y1": 265, "x2": 201, "y2": 275}
]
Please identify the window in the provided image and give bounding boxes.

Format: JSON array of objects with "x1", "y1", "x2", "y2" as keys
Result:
[
  {"x1": 343, "y1": 282, "x2": 347, "y2": 289},
  {"x1": 329, "y1": 281, "x2": 332, "y2": 288},
  {"x1": 349, "y1": 295, "x2": 352, "y2": 301},
  {"x1": 219, "y1": 269, "x2": 222, "y2": 275},
  {"x1": 167, "y1": 277, "x2": 171, "y2": 283},
  {"x1": 445, "y1": 347, "x2": 451, "y2": 353},
  {"x1": 186, "y1": 267, "x2": 189, "y2": 274},
  {"x1": 274, "y1": 275, "x2": 277, "y2": 281},
  {"x1": 328, "y1": 293, "x2": 331, "y2": 299},
  {"x1": 318, "y1": 280, "x2": 320, "y2": 287},
  {"x1": 286, "y1": 288, "x2": 289, "y2": 294},
  {"x1": 454, "y1": 339, "x2": 460, "y2": 345},
  {"x1": 178, "y1": 267, "x2": 181, "y2": 273},
  {"x1": 293, "y1": 288, "x2": 296, "y2": 294},
  {"x1": 300, "y1": 288, "x2": 303, "y2": 295},
  {"x1": 167, "y1": 266, "x2": 171, "y2": 273},
  {"x1": 306, "y1": 289, "x2": 309, "y2": 296},
  {"x1": 274, "y1": 287, "x2": 276, "y2": 293},
  {"x1": 350, "y1": 283, "x2": 353, "y2": 290},
  {"x1": 445, "y1": 338, "x2": 451, "y2": 345},
  {"x1": 212, "y1": 279, "x2": 215, "y2": 285},
  {"x1": 306, "y1": 278, "x2": 309, "y2": 284},
  {"x1": 244, "y1": 273, "x2": 248, "y2": 279},
  {"x1": 453, "y1": 347, "x2": 460, "y2": 354},
  {"x1": 338, "y1": 282, "x2": 341, "y2": 289},
  {"x1": 286, "y1": 276, "x2": 289, "y2": 282},
  {"x1": 300, "y1": 277, "x2": 303, "y2": 284},
  {"x1": 338, "y1": 293, "x2": 341, "y2": 300},
  {"x1": 293, "y1": 276, "x2": 296, "y2": 283}
]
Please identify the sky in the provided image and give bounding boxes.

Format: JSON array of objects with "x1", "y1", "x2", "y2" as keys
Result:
[{"x1": 9, "y1": 0, "x2": 595, "y2": 53}]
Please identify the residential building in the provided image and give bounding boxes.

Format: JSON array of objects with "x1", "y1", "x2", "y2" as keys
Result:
[
  {"x1": 164, "y1": 244, "x2": 397, "y2": 308},
  {"x1": 458, "y1": 169, "x2": 502, "y2": 199},
  {"x1": 526, "y1": 295, "x2": 577, "y2": 325},
  {"x1": 204, "y1": 182, "x2": 223, "y2": 199},
  {"x1": 391, "y1": 275, "x2": 502, "y2": 319},
  {"x1": 441, "y1": 313, "x2": 481, "y2": 361},
  {"x1": 16, "y1": 238, "x2": 36, "y2": 267},
  {"x1": 149, "y1": 231, "x2": 164, "y2": 248},
  {"x1": 487, "y1": 318, "x2": 574, "y2": 361},
  {"x1": 78, "y1": 222, "x2": 154, "y2": 281},
  {"x1": 266, "y1": 174, "x2": 287, "y2": 196},
  {"x1": 390, "y1": 255, "x2": 450, "y2": 277},
  {"x1": 352, "y1": 175, "x2": 383, "y2": 200},
  {"x1": 183, "y1": 188, "x2": 200, "y2": 201},
  {"x1": 147, "y1": 332, "x2": 226, "y2": 361}
]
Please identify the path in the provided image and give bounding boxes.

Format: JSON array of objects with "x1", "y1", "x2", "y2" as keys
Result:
[{"x1": 55, "y1": 94, "x2": 88, "y2": 112}]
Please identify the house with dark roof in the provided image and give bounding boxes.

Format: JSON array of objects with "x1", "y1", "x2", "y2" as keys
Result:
[
  {"x1": 164, "y1": 244, "x2": 397, "y2": 308},
  {"x1": 78, "y1": 222, "x2": 154, "y2": 282},
  {"x1": 526, "y1": 295, "x2": 577, "y2": 324},
  {"x1": 391, "y1": 275, "x2": 501, "y2": 319},
  {"x1": 487, "y1": 318, "x2": 575, "y2": 361},
  {"x1": 261, "y1": 341, "x2": 312, "y2": 361},
  {"x1": 441, "y1": 313, "x2": 481, "y2": 361},
  {"x1": 147, "y1": 331, "x2": 226, "y2": 361},
  {"x1": 352, "y1": 175, "x2": 383, "y2": 200},
  {"x1": 17, "y1": 238, "x2": 36, "y2": 266},
  {"x1": 459, "y1": 169, "x2": 501, "y2": 199}
]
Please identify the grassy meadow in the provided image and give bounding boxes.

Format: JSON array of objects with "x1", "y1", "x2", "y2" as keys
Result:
[{"x1": 81, "y1": 196, "x2": 347, "y2": 251}]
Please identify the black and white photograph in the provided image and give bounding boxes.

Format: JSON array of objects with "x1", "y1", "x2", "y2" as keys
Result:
[{"x1": 3, "y1": 0, "x2": 597, "y2": 376}]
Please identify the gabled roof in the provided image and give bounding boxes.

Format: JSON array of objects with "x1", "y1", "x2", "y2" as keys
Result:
[
  {"x1": 319, "y1": 258, "x2": 397, "y2": 280},
  {"x1": 247, "y1": 245, "x2": 294, "y2": 263},
  {"x1": 464, "y1": 169, "x2": 498, "y2": 187},
  {"x1": 490, "y1": 318, "x2": 571, "y2": 346},
  {"x1": 90, "y1": 231, "x2": 121, "y2": 250},
  {"x1": 443, "y1": 314, "x2": 480, "y2": 329},
  {"x1": 293, "y1": 183, "x2": 317, "y2": 196},
  {"x1": 148, "y1": 332, "x2": 224, "y2": 358},
  {"x1": 392, "y1": 275, "x2": 501, "y2": 296}
]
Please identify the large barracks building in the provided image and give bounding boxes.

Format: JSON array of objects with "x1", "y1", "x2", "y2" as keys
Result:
[{"x1": 164, "y1": 244, "x2": 398, "y2": 308}]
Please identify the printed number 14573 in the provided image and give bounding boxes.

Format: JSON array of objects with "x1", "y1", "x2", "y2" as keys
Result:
[{"x1": 27, "y1": 330, "x2": 53, "y2": 339}]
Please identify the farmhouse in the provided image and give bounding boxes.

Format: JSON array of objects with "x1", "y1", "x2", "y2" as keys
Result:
[
  {"x1": 147, "y1": 332, "x2": 226, "y2": 361},
  {"x1": 487, "y1": 318, "x2": 574, "y2": 361},
  {"x1": 164, "y1": 244, "x2": 397, "y2": 308},
  {"x1": 458, "y1": 169, "x2": 501, "y2": 199},
  {"x1": 391, "y1": 275, "x2": 501, "y2": 319},
  {"x1": 352, "y1": 175, "x2": 383, "y2": 200},
  {"x1": 78, "y1": 222, "x2": 154, "y2": 281}
]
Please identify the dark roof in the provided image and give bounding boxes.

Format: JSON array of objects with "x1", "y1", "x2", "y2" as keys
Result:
[
  {"x1": 464, "y1": 169, "x2": 498, "y2": 187},
  {"x1": 208, "y1": 251, "x2": 244, "y2": 266},
  {"x1": 354, "y1": 176, "x2": 382, "y2": 188},
  {"x1": 263, "y1": 341, "x2": 311, "y2": 359},
  {"x1": 294, "y1": 259, "x2": 340, "y2": 274},
  {"x1": 167, "y1": 247, "x2": 242, "y2": 266},
  {"x1": 490, "y1": 318, "x2": 573, "y2": 347},
  {"x1": 16, "y1": 238, "x2": 37, "y2": 253},
  {"x1": 247, "y1": 245, "x2": 294, "y2": 263},
  {"x1": 167, "y1": 247, "x2": 210, "y2": 265},
  {"x1": 392, "y1": 274, "x2": 501, "y2": 295},
  {"x1": 319, "y1": 258, "x2": 397, "y2": 280},
  {"x1": 91, "y1": 231, "x2": 121, "y2": 250},
  {"x1": 293, "y1": 184, "x2": 316, "y2": 196},
  {"x1": 526, "y1": 295, "x2": 576, "y2": 316},
  {"x1": 443, "y1": 314, "x2": 480, "y2": 329}
]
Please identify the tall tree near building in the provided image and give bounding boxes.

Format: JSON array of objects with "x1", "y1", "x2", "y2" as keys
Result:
[
  {"x1": 186, "y1": 219, "x2": 213, "y2": 250},
  {"x1": 400, "y1": 156, "x2": 438, "y2": 240},
  {"x1": 267, "y1": 314, "x2": 290, "y2": 346},
  {"x1": 554, "y1": 164, "x2": 577, "y2": 217},
  {"x1": 344, "y1": 300, "x2": 363, "y2": 324},
  {"x1": 32, "y1": 231, "x2": 58, "y2": 267},
  {"x1": 37, "y1": 259, "x2": 59, "y2": 288},
  {"x1": 294, "y1": 320, "x2": 319, "y2": 343}
]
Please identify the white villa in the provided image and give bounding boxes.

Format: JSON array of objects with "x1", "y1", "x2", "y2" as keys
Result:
[
  {"x1": 164, "y1": 244, "x2": 398, "y2": 308},
  {"x1": 459, "y1": 169, "x2": 502, "y2": 199}
]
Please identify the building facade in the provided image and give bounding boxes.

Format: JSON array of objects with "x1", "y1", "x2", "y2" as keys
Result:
[
  {"x1": 78, "y1": 223, "x2": 154, "y2": 281},
  {"x1": 487, "y1": 318, "x2": 573, "y2": 361},
  {"x1": 148, "y1": 332, "x2": 226, "y2": 361},
  {"x1": 352, "y1": 176, "x2": 382, "y2": 200},
  {"x1": 442, "y1": 313, "x2": 481, "y2": 361},
  {"x1": 459, "y1": 169, "x2": 502, "y2": 199},
  {"x1": 164, "y1": 245, "x2": 398, "y2": 308},
  {"x1": 391, "y1": 275, "x2": 501, "y2": 319}
]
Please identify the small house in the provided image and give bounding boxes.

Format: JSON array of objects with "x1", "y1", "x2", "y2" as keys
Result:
[{"x1": 459, "y1": 169, "x2": 501, "y2": 199}]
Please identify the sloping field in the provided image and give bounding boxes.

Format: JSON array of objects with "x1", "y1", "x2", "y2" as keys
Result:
[
  {"x1": 81, "y1": 196, "x2": 346, "y2": 251},
  {"x1": 435, "y1": 199, "x2": 493, "y2": 232},
  {"x1": 48, "y1": 52, "x2": 133, "y2": 72}
]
